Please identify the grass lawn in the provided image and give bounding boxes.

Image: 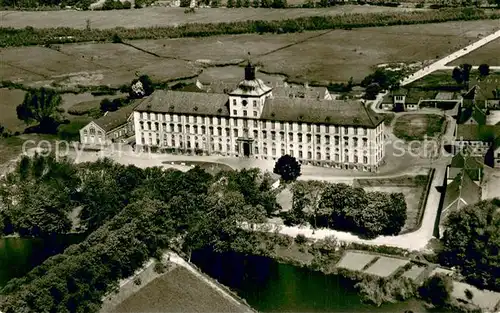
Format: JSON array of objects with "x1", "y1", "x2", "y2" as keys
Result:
[
  {"x1": 109, "y1": 266, "x2": 250, "y2": 313},
  {"x1": 336, "y1": 251, "x2": 377, "y2": 272},
  {"x1": 406, "y1": 70, "x2": 460, "y2": 89},
  {"x1": 393, "y1": 114, "x2": 446, "y2": 141},
  {"x1": 363, "y1": 256, "x2": 410, "y2": 277}
]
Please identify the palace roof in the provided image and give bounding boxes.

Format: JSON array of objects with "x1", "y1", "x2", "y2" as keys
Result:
[
  {"x1": 93, "y1": 102, "x2": 138, "y2": 132},
  {"x1": 135, "y1": 90, "x2": 230, "y2": 116},
  {"x1": 261, "y1": 98, "x2": 383, "y2": 128}
]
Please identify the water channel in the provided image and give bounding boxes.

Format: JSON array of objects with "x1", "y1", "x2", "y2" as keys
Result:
[
  {"x1": 191, "y1": 249, "x2": 431, "y2": 313},
  {"x1": 1, "y1": 238, "x2": 430, "y2": 313}
]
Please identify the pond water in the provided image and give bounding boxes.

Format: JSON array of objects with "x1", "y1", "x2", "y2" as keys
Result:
[
  {"x1": 0, "y1": 235, "x2": 84, "y2": 288},
  {"x1": 1, "y1": 238, "x2": 431, "y2": 313},
  {"x1": 191, "y1": 249, "x2": 431, "y2": 313}
]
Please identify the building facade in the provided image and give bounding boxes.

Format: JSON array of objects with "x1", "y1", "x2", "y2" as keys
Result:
[
  {"x1": 133, "y1": 64, "x2": 386, "y2": 171},
  {"x1": 80, "y1": 104, "x2": 136, "y2": 145}
]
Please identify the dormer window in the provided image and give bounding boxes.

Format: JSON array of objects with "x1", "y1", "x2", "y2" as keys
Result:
[{"x1": 242, "y1": 100, "x2": 248, "y2": 106}]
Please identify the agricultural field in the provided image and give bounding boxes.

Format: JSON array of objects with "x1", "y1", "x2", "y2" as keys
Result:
[
  {"x1": 393, "y1": 114, "x2": 446, "y2": 141},
  {"x1": 255, "y1": 20, "x2": 500, "y2": 83},
  {"x1": 108, "y1": 266, "x2": 250, "y2": 313},
  {"x1": 2, "y1": 19, "x2": 498, "y2": 91},
  {"x1": 336, "y1": 251, "x2": 377, "y2": 271},
  {"x1": 0, "y1": 88, "x2": 26, "y2": 132},
  {"x1": 354, "y1": 174, "x2": 430, "y2": 232},
  {"x1": 0, "y1": 6, "x2": 427, "y2": 29},
  {"x1": 363, "y1": 256, "x2": 410, "y2": 277},
  {"x1": 448, "y1": 37, "x2": 500, "y2": 66}
]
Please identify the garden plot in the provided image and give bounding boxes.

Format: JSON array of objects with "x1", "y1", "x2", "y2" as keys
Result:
[
  {"x1": 401, "y1": 265, "x2": 427, "y2": 281},
  {"x1": 336, "y1": 251, "x2": 376, "y2": 272},
  {"x1": 363, "y1": 256, "x2": 409, "y2": 277}
]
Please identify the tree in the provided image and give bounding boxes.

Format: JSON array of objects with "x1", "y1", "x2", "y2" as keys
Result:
[
  {"x1": 210, "y1": 0, "x2": 219, "y2": 7},
  {"x1": 461, "y1": 63, "x2": 472, "y2": 84},
  {"x1": 478, "y1": 63, "x2": 490, "y2": 77},
  {"x1": 129, "y1": 75, "x2": 154, "y2": 99},
  {"x1": 16, "y1": 88, "x2": 62, "y2": 133},
  {"x1": 226, "y1": 0, "x2": 234, "y2": 6},
  {"x1": 440, "y1": 200, "x2": 500, "y2": 291},
  {"x1": 251, "y1": 0, "x2": 259, "y2": 6},
  {"x1": 419, "y1": 274, "x2": 453, "y2": 307},
  {"x1": 235, "y1": 0, "x2": 241, "y2": 6},
  {"x1": 452, "y1": 66, "x2": 464, "y2": 84},
  {"x1": 273, "y1": 155, "x2": 301, "y2": 182},
  {"x1": 122, "y1": 0, "x2": 131, "y2": 8},
  {"x1": 355, "y1": 191, "x2": 392, "y2": 238},
  {"x1": 361, "y1": 68, "x2": 400, "y2": 90},
  {"x1": 260, "y1": 0, "x2": 271, "y2": 7},
  {"x1": 271, "y1": 0, "x2": 286, "y2": 7},
  {"x1": 318, "y1": 183, "x2": 367, "y2": 229},
  {"x1": 242, "y1": 0, "x2": 249, "y2": 6},
  {"x1": 364, "y1": 82, "x2": 381, "y2": 100},
  {"x1": 385, "y1": 193, "x2": 407, "y2": 235}
]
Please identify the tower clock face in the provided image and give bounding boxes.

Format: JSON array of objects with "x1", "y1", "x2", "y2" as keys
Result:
[{"x1": 242, "y1": 100, "x2": 248, "y2": 106}]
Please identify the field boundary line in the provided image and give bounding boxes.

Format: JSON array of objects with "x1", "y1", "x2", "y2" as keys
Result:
[
  {"x1": 0, "y1": 60, "x2": 50, "y2": 79},
  {"x1": 121, "y1": 42, "x2": 192, "y2": 62},
  {"x1": 46, "y1": 45, "x2": 116, "y2": 71},
  {"x1": 258, "y1": 30, "x2": 334, "y2": 57}
]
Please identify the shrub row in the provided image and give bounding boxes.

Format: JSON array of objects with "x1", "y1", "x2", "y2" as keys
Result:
[{"x1": 0, "y1": 8, "x2": 496, "y2": 47}]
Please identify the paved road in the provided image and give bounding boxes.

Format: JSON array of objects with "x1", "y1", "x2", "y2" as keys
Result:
[{"x1": 400, "y1": 29, "x2": 500, "y2": 86}]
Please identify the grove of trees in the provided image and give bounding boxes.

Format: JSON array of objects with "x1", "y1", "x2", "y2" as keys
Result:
[
  {"x1": 0, "y1": 155, "x2": 280, "y2": 312},
  {"x1": 16, "y1": 88, "x2": 63, "y2": 133},
  {"x1": 284, "y1": 182, "x2": 407, "y2": 239},
  {"x1": 418, "y1": 274, "x2": 454, "y2": 307},
  {"x1": 439, "y1": 199, "x2": 500, "y2": 292}
]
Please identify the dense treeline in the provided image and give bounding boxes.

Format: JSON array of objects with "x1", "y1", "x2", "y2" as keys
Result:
[
  {"x1": 0, "y1": 8, "x2": 496, "y2": 47},
  {"x1": 0, "y1": 155, "x2": 277, "y2": 312},
  {"x1": 439, "y1": 200, "x2": 500, "y2": 292},
  {"x1": 0, "y1": 0, "x2": 91, "y2": 9},
  {"x1": 284, "y1": 181, "x2": 407, "y2": 238}
]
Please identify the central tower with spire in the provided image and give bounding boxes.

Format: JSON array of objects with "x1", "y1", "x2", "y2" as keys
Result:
[{"x1": 228, "y1": 54, "x2": 272, "y2": 120}]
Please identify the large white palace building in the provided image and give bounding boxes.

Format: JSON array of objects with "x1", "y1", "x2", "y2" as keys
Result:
[{"x1": 80, "y1": 63, "x2": 386, "y2": 171}]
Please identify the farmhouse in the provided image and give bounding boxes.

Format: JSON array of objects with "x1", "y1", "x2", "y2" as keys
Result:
[
  {"x1": 132, "y1": 63, "x2": 386, "y2": 171},
  {"x1": 79, "y1": 104, "x2": 136, "y2": 145}
]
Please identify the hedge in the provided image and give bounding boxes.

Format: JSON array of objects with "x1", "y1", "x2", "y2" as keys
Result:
[{"x1": 0, "y1": 8, "x2": 497, "y2": 47}]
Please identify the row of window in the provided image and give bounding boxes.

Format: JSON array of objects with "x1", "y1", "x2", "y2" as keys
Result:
[
  {"x1": 232, "y1": 99, "x2": 259, "y2": 107},
  {"x1": 140, "y1": 138, "x2": 370, "y2": 164},
  {"x1": 141, "y1": 129, "x2": 371, "y2": 148},
  {"x1": 137, "y1": 112, "x2": 373, "y2": 135},
  {"x1": 83, "y1": 127, "x2": 103, "y2": 136}
]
